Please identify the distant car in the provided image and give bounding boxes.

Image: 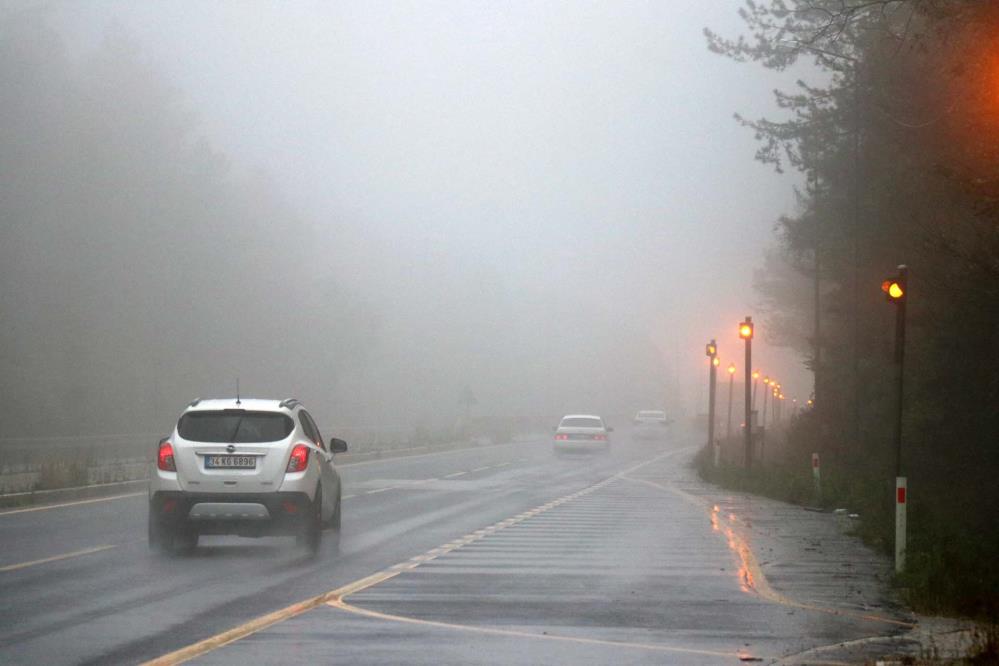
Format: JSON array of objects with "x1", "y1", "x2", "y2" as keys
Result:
[
  {"x1": 632, "y1": 409, "x2": 671, "y2": 440},
  {"x1": 553, "y1": 414, "x2": 612, "y2": 454},
  {"x1": 148, "y1": 397, "x2": 347, "y2": 556}
]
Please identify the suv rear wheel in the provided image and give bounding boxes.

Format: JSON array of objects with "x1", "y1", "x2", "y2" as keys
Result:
[
  {"x1": 148, "y1": 511, "x2": 198, "y2": 556},
  {"x1": 296, "y1": 485, "x2": 322, "y2": 555},
  {"x1": 328, "y1": 490, "x2": 342, "y2": 552}
]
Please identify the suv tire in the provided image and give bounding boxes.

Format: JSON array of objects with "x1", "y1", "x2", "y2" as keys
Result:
[
  {"x1": 296, "y1": 485, "x2": 322, "y2": 555},
  {"x1": 328, "y1": 491, "x2": 342, "y2": 552},
  {"x1": 149, "y1": 512, "x2": 198, "y2": 556}
]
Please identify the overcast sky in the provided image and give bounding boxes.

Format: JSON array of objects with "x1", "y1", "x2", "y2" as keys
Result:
[{"x1": 40, "y1": 1, "x2": 814, "y2": 421}]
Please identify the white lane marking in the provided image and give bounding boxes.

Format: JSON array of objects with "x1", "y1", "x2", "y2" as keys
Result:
[
  {"x1": 145, "y1": 450, "x2": 678, "y2": 665},
  {"x1": 365, "y1": 487, "x2": 394, "y2": 495},
  {"x1": 0, "y1": 544, "x2": 118, "y2": 572},
  {"x1": 341, "y1": 494, "x2": 357, "y2": 500},
  {"x1": 0, "y1": 492, "x2": 145, "y2": 517},
  {"x1": 470, "y1": 466, "x2": 491, "y2": 472},
  {"x1": 443, "y1": 471, "x2": 467, "y2": 478}
]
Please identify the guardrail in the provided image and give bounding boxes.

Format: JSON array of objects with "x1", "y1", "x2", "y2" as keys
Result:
[{"x1": 0, "y1": 427, "x2": 536, "y2": 495}]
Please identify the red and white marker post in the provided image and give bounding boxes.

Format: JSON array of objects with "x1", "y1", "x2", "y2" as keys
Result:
[{"x1": 895, "y1": 476, "x2": 907, "y2": 573}]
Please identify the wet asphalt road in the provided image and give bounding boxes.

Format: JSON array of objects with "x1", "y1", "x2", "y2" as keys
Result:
[{"x1": 0, "y1": 430, "x2": 909, "y2": 664}]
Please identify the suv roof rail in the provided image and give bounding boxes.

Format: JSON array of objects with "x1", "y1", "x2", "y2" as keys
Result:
[
  {"x1": 279, "y1": 398, "x2": 302, "y2": 410},
  {"x1": 189, "y1": 398, "x2": 202, "y2": 407}
]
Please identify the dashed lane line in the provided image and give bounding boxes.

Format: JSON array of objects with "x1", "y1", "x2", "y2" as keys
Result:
[
  {"x1": 0, "y1": 544, "x2": 118, "y2": 573},
  {"x1": 364, "y1": 487, "x2": 394, "y2": 495},
  {"x1": 443, "y1": 471, "x2": 467, "y2": 478},
  {"x1": 470, "y1": 466, "x2": 491, "y2": 472}
]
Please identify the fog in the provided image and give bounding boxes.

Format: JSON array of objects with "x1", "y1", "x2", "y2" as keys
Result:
[{"x1": 1, "y1": 1, "x2": 813, "y2": 437}]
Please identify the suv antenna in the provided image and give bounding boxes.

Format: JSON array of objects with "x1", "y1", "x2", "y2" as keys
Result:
[{"x1": 236, "y1": 378, "x2": 241, "y2": 406}]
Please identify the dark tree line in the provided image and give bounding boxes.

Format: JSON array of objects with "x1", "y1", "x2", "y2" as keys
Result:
[
  {"x1": 0, "y1": 13, "x2": 374, "y2": 437},
  {"x1": 710, "y1": 1, "x2": 999, "y2": 615}
]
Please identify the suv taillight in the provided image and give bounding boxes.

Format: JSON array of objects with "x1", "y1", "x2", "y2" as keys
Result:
[
  {"x1": 157, "y1": 440, "x2": 176, "y2": 472},
  {"x1": 554, "y1": 434, "x2": 568, "y2": 440},
  {"x1": 286, "y1": 443, "x2": 310, "y2": 473}
]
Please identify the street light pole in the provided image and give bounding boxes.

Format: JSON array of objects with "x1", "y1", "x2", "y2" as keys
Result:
[
  {"x1": 882, "y1": 265, "x2": 908, "y2": 573},
  {"x1": 752, "y1": 370, "x2": 760, "y2": 413},
  {"x1": 706, "y1": 340, "x2": 718, "y2": 465},
  {"x1": 725, "y1": 363, "x2": 735, "y2": 442},
  {"x1": 762, "y1": 377, "x2": 770, "y2": 430},
  {"x1": 739, "y1": 317, "x2": 754, "y2": 469},
  {"x1": 889, "y1": 266, "x2": 908, "y2": 479}
]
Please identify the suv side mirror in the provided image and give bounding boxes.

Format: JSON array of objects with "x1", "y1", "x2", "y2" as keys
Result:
[{"x1": 329, "y1": 437, "x2": 348, "y2": 453}]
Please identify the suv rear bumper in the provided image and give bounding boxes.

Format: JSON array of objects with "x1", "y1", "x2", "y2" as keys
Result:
[{"x1": 150, "y1": 491, "x2": 314, "y2": 537}]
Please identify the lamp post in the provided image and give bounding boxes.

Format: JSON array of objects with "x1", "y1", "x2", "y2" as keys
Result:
[
  {"x1": 762, "y1": 377, "x2": 770, "y2": 429},
  {"x1": 771, "y1": 386, "x2": 779, "y2": 425},
  {"x1": 725, "y1": 362, "x2": 736, "y2": 442},
  {"x1": 739, "y1": 317, "x2": 754, "y2": 468},
  {"x1": 881, "y1": 265, "x2": 908, "y2": 573},
  {"x1": 752, "y1": 370, "x2": 760, "y2": 413},
  {"x1": 706, "y1": 340, "x2": 718, "y2": 465}
]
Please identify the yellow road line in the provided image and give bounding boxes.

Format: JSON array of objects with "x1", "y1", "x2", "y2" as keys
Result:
[
  {"x1": 621, "y1": 474, "x2": 916, "y2": 629},
  {"x1": 0, "y1": 492, "x2": 145, "y2": 517},
  {"x1": 0, "y1": 544, "x2": 117, "y2": 572},
  {"x1": 141, "y1": 569, "x2": 402, "y2": 666},
  {"x1": 326, "y1": 597, "x2": 742, "y2": 659}
]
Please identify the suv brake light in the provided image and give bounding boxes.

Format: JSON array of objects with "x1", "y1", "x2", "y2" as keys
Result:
[
  {"x1": 554, "y1": 433, "x2": 568, "y2": 440},
  {"x1": 157, "y1": 440, "x2": 176, "y2": 471},
  {"x1": 593, "y1": 434, "x2": 607, "y2": 441},
  {"x1": 286, "y1": 443, "x2": 310, "y2": 473}
]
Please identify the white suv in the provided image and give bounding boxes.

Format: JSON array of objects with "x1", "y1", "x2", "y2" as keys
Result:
[{"x1": 148, "y1": 398, "x2": 346, "y2": 555}]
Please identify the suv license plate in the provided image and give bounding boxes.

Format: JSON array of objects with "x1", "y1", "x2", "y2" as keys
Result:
[{"x1": 205, "y1": 455, "x2": 256, "y2": 469}]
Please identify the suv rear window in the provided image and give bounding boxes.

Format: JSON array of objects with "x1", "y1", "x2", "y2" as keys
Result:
[
  {"x1": 178, "y1": 410, "x2": 294, "y2": 443},
  {"x1": 560, "y1": 417, "x2": 603, "y2": 428}
]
